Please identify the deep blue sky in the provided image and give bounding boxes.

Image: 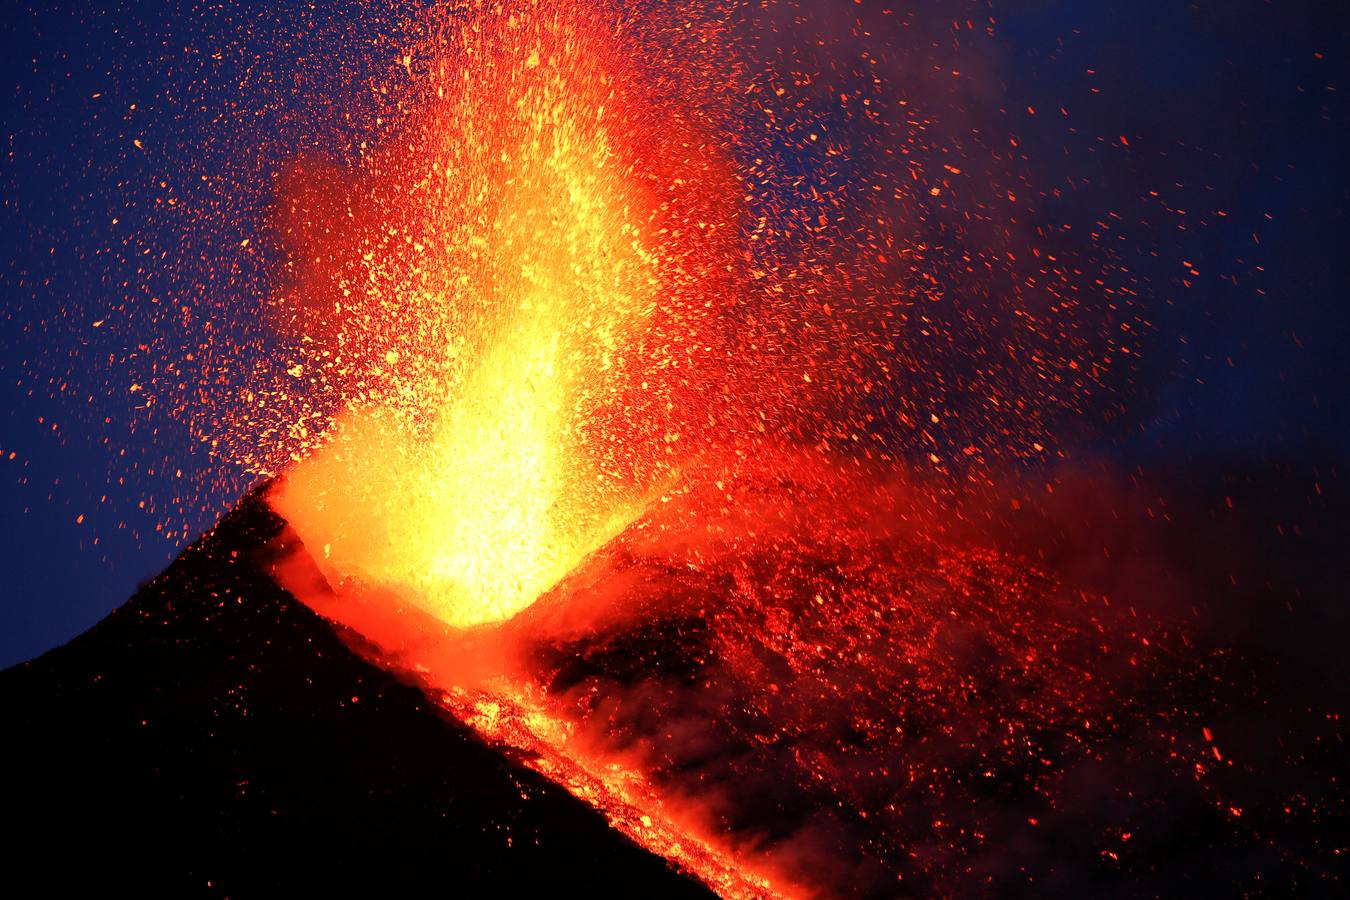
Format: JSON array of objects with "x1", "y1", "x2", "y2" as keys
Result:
[{"x1": 3, "y1": 0, "x2": 1347, "y2": 667}]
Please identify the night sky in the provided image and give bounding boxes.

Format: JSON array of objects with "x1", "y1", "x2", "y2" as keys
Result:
[{"x1": 3, "y1": 0, "x2": 1348, "y2": 667}]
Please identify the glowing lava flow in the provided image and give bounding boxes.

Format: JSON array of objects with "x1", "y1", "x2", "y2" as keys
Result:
[
  {"x1": 268, "y1": 449, "x2": 1186, "y2": 898},
  {"x1": 439, "y1": 683, "x2": 792, "y2": 899}
]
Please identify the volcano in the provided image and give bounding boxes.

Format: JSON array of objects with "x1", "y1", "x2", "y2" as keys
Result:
[{"x1": 0, "y1": 485, "x2": 711, "y2": 897}]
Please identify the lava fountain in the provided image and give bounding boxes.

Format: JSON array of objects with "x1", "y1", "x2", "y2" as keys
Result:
[{"x1": 270, "y1": 2, "x2": 742, "y2": 627}]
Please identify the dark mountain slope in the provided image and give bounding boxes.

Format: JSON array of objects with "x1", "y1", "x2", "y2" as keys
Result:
[{"x1": 0, "y1": 487, "x2": 711, "y2": 898}]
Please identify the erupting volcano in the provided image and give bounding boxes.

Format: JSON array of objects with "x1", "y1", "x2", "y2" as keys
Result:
[
  {"x1": 218, "y1": 3, "x2": 1337, "y2": 894},
  {"x1": 5, "y1": 0, "x2": 1347, "y2": 896}
]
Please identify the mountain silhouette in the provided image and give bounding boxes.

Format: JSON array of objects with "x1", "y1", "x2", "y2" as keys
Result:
[{"x1": 0, "y1": 486, "x2": 710, "y2": 897}]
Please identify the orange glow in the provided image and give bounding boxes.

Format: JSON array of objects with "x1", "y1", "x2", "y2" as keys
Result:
[{"x1": 271, "y1": 3, "x2": 739, "y2": 627}]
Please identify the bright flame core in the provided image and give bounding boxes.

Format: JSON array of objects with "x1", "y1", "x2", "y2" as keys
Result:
[{"x1": 272, "y1": 5, "x2": 737, "y2": 626}]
